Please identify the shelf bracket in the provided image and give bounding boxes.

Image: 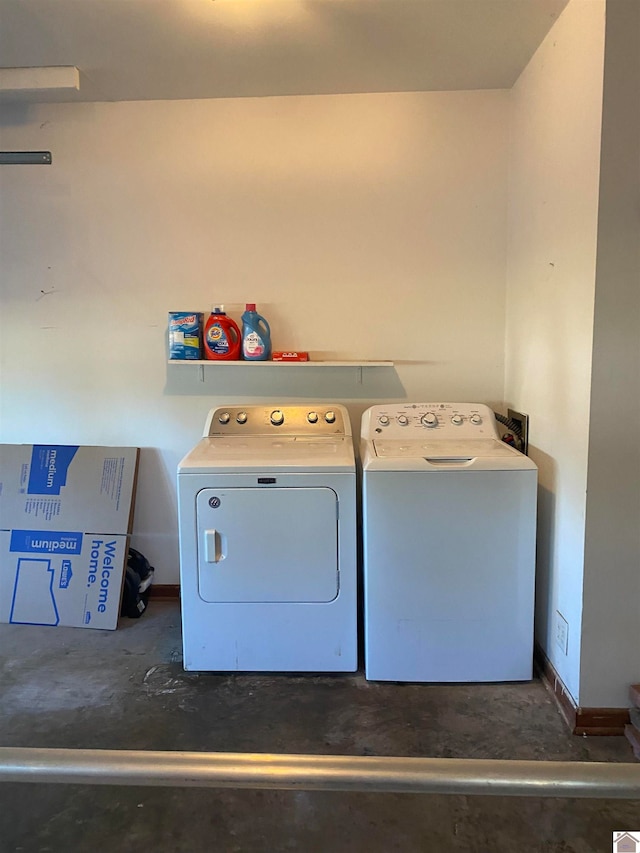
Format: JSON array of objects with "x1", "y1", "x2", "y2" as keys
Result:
[{"x1": 199, "y1": 365, "x2": 204, "y2": 383}]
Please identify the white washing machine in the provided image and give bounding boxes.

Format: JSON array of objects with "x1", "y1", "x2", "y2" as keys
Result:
[
  {"x1": 177, "y1": 404, "x2": 357, "y2": 672},
  {"x1": 361, "y1": 402, "x2": 537, "y2": 683}
]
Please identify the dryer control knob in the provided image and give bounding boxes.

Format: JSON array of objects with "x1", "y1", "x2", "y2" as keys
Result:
[
  {"x1": 421, "y1": 412, "x2": 438, "y2": 427},
  {"x1": 218, "y1": 412, "x2": 231, "y2": 424},
  {"x1": 270, "y1": 410, "x2": 285, "y2": 426},
  {"x1": 451, "y1": 414, "x2": 463, "y2": 426},
  {"x1": 307, "y1": 412, "x2": 319, "y2": 423},
  {"x1": 397, "y1": 415, "x2": 409, "y2": 426},
  {"x1": 378, "y1": 415, "x2": 390, "y2": 426},
  {"x1": 236, "y1": 411, "x2": 248, "y2": 424},
  {"x1": 325, "y1": 411, "x2": 336, "y2": 424},
  {"x1": 470, "y1": 414, "x2": 482, "y2": 425}
]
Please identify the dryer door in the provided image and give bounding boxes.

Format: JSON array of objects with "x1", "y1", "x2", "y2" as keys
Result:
[{"x1": 196, "y1": 487, "x2": 338, "y2": 603}]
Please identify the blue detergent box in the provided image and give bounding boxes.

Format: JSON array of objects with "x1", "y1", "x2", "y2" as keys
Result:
[
  {"x1": 0, "y1": 445, "x2": 139, "y2": 630},
  {"x1": 169, "y1": 311, "x2": 203, "y2": 360}
]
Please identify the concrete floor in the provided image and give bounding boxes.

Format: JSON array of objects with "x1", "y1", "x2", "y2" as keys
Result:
[{"x1": 0, "y1": 601, "x2": 637, "y2": 853}]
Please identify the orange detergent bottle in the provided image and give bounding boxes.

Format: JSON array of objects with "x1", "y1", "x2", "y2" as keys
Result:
[{"x1": 203, "y1": 306, "x2": 241, "y2": 360}]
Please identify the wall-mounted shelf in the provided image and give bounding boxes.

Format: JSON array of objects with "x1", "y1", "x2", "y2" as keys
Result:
[
  {"x1": 168, "y1": 358, "x2": 394, "y2": 384},
  {"x1": 168, "y1": 360, "x2": 394, "y2": 367}
]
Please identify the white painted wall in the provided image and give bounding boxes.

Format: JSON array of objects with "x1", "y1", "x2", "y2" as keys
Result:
[
  {"x1": 0, "y1": 3, "x2": 634, "y2": 710},
  {"x1": 505, "y1": 0, "x2": 605, "y2": 702},
  {"x1": 580, "y1": 0, "x2": 640, "y2": 708},
  {"x1": 0, "y1": 90, "x2": 509, "y2": 582}
]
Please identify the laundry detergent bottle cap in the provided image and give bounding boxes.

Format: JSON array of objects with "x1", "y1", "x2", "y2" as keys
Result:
[
  {"x1": 241, "y1": 303, "x2": 271, "y2": 361},
  {"x1": 203, "y1": 305, "x2": 241, "y2": 360}
]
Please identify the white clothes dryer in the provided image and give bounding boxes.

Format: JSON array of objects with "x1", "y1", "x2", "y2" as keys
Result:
[
  {"x1": 177, "y1": 404, "x2": 357, "y2": 672},
  {"x1": 361, "y1": 402, "x2": 537, "y2": 683}
]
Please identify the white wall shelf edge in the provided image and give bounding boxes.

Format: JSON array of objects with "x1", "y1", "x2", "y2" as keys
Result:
[{"x1": 167, "y1": 360, "x2": 394, "y2": 367}]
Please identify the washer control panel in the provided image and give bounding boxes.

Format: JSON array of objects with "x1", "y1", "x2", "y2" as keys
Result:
[
  {"x1": 362, "y1": 403, "x2": 500, "y2": 440},
  {"x1": 204, "y1": 405, "x2": 349, "y2": 436}
]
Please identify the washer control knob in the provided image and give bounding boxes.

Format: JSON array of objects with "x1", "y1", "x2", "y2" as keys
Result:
[
  {"x1": 270, "y1": 410, "x2": 284, "y2": 426},
  {"x1": 470, "y1": 414, "x2": 482, "y2": 425},
  {"x1": 421, "y1": 412, "x2": 438, "y2": 428},
  {"x1": 451, "y1": 414, "x2": 463, "y2": 426},
  {"x1": 397, "y1": 415, "x2": 409, "y2": 426},
  {"x1": 236, "y1": 411, "x2": 248, "y2": 424},
  {"x1": 307, "y1": 412, "x2": 319, "y2": 424},
  {"x1": 378, "y1": 415, "x2": 390, "y2": 426},
  {"x1": 325, "y1": 411, "x2": 336, "y2": 424},
  {"x1": 218, "y1": 412, "x2": 231, "y2": 424}
]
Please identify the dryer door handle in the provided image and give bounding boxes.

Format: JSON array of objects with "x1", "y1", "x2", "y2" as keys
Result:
[{"x1": 204, "y1": 529, "x2": 227, "y2": 563}]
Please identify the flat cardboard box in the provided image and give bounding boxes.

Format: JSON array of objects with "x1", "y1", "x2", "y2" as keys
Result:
[
  {"x1": 0, "y1": 531, "x2": 128, "y2": 630},
  {"x1": 0, "y1": 444, "x2": 138, "y2": 534},
  {"x1": 0, "y1": 444, "x2": 139, "y2": 630}
]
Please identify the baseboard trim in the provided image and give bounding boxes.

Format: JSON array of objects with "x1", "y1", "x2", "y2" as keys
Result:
[
  {"x1": 150, "y1": 584, "x2": 180, "y2": 600},
  {"x1": 534, "y1": 645, "x2": 577, "y2": 730},
  {"x1": 534, "y1": 645, "x2": 629, "y2": 736}
]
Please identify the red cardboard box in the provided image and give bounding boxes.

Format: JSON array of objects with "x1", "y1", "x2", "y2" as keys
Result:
[{"x1": 271, "y1": 351, "x2": 309, "y2": 362}]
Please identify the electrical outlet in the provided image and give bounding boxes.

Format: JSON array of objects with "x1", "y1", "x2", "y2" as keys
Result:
[
  {"x1": 507, "y1": 408, "x2": 529, "y2": 455},
  {"x1": 555, "y1": 611, "x2": 569, "y2": 655}
]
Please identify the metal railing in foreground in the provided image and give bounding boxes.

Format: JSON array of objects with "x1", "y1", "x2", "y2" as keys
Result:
[{"x1": 1, "y1": 748, "x2": 639, "y2": 799}]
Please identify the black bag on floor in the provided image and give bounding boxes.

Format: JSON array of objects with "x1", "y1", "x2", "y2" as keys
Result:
[{"x1": 120, "y1": 547, "x2": 154, "y2": 618}]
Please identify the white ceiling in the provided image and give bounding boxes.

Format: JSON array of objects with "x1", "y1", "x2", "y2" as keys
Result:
[{"x1": 0, "y1": 0, "x2": 569, "y2": 103}]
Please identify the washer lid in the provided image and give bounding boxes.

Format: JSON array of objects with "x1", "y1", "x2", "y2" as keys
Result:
[
  {"x1": 179, "y1": 435, "x2": 355, "y2": 473},
  {"x1": 363, "y1": 437, "x2": 537, "y2": 472},
  {"x1": 373, "y1": 438, "x2": 516, "y2": 459}
]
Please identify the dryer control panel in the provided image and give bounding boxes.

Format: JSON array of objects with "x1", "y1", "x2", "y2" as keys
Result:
[
  {"x1": 361, "y1": 403, "x2": 500, "y2": 440},
  {"x1": 204, "y1": 404, "x2": 350, "y2": 436}
]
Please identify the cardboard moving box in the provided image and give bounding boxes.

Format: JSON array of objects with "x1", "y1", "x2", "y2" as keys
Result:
[
  {"x1": 0, "y1": 445, "x2": 139, "y2": 630},
  {"x1": 0, "y1": 531, "x2": 129, "y2": 630}
]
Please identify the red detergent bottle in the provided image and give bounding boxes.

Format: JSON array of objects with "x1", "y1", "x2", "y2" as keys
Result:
[{"x1": 203, "y1": 306, "x2": 241, "y2": 360}]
